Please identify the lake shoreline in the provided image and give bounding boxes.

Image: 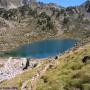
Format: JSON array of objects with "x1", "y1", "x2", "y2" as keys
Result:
[
  {"x1": 0, "y1": 34, "x2": 81, "y2": 52},
  {"x1": 0, "y1": 38, "x2": 77, "y2": 58},
  {"x1": 0, "y1": 33, "x2": 89, "y2": 58}
]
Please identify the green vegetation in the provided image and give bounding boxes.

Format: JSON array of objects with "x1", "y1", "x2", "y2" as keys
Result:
[
  {"x1": 37, "y1": 12, "x2": 54, "y2": 32},
  {"x1": 36, "y1": 44, "x2": 90, "y2": 90}
]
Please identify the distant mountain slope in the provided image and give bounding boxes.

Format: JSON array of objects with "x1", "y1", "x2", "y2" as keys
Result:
[
  {"x1": 0, "y1": 0, "x2": 22, "y2": 9},
  {"x1": 0, "y1": 0, "x2": 89, "y2": 51},
  {"x1": 0, "y1": 0, "x2": 36, "y2": 9}
]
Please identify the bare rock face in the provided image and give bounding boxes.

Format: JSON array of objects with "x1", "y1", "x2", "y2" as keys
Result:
[
  {"x1": 0, "y1": 0, "x2": 36, "y2": 9},
  {"x1": 0, "y1": 0, "x2": 23, "y2": 9}
]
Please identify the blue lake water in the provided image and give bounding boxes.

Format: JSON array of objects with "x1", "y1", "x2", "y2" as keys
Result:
[{"x1": 4, "y1": 39, "x2": 77, "y2": 58}]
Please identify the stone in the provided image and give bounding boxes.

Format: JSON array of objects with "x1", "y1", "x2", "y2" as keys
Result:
[{"x1": 23, "y1": 58, "x2": 30, "y2": 70}]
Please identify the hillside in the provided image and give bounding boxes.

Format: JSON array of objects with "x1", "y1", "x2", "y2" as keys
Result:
[
  {"x1": 0, "y1": 43, "x2": 90, "y2": 90},
  {"x1": 0, "y1": 0, "x2": 36, "y2": 9},
  {"x1": 36, "y1": 43, "x2": 90, "y2": 90},
  {"x1": 0, "y1": 1, "x2": 89, "y2": 51}
]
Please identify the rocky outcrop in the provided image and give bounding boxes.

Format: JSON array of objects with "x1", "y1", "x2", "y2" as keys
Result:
[
  {"x1": 0, "y1": 0, "x2": 36, "y2": 9},
  {"x1": 0, "y1": 57, "x2": 40, "y2": 82},
  {"x1": 0, "y1": 0, "x2": 23, "y2": 9},
  {"x1": 23, "y1": 58, "x2": 30, "y2": 70}
]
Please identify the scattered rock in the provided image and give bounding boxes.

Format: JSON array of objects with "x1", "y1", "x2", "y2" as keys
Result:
[
  {"x1": 23, "y1": 58, "x2": 30, "y2": 70},
  {"x1": 54, "y1": 56, "x2": 58, "y2": 60},
  {"x1": 0, "y1": 57, "x2": 42, "y2": 82},
  {"x1": 82, "y1": 56, "x2": 90, "y2": 63}
]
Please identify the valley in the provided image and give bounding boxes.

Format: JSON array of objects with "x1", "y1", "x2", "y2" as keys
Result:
[{"x1": 0, "y1": 0, "x2": 90, "y2": 90}]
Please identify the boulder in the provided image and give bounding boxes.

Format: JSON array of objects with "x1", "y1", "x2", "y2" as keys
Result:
[
  {"x1": 82, "y1": 56, "x2": 90, "y2": 63},
  {"x1": 23, "y1": 58, "x2": 30, "y2": 70}
]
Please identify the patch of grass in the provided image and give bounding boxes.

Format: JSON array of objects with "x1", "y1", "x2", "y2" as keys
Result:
[
  {"x1": 36, "y1": 44, "x2": 90, "y2": 90},
  {"x1": 82, "y1": 83, "x2": 90, "y2": 90}
]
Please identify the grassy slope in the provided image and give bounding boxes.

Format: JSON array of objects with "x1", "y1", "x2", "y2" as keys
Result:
[
  {"x1": 36, "y1": 43, "x2": 90, "y2": 90},
  {"x1": 0, "y1": 60, "x2": 48, "y2": 90},
  {"x1": 0, "y1": 43, "x2": 90, "y2": 90}
]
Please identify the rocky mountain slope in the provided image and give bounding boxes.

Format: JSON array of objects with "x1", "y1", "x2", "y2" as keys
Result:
[
  {"x1": 0, "y1": 0, "x2": 89, "y2": 51},
  {"x1": 0, "y1": 0, "x2": 22, "y2": 9},
  {"x1": 0, "y1": 0, "x2": 36, "y2": 9}
]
